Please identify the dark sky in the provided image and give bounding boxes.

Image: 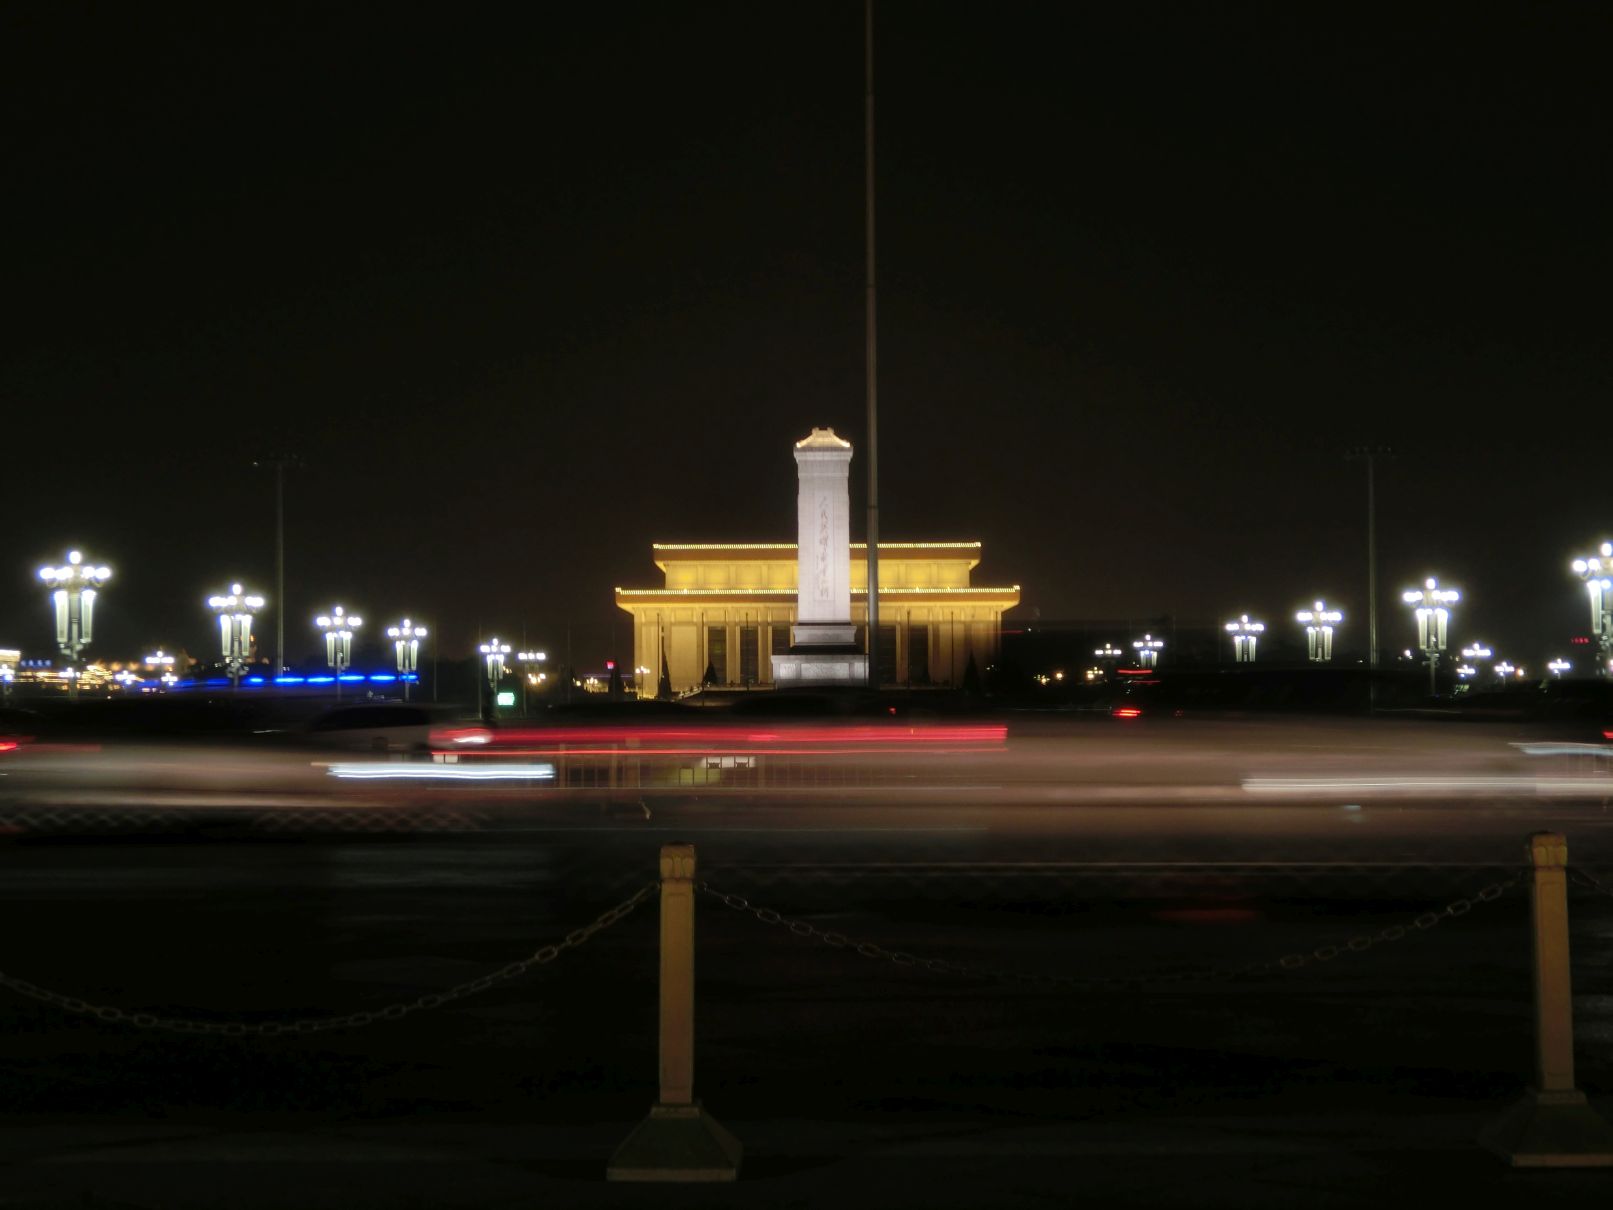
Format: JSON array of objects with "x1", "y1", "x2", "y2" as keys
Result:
[{"x1": 3, "y1": 2, "x2": 1609, "y2": 671}]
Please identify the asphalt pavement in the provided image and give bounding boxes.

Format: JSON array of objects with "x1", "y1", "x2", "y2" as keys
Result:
[{"x1": 4, "y1": 715, "x2": 1613, "y2": 1206}]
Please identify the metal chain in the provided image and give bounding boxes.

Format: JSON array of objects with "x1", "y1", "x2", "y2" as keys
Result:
[
  {"x1": 699, "y1": 875, "x2": 1520, "y2": 990},
  {"x1": 1571, "y1": 866, "x2": 1613, "y2": 898},
  {"x1": 0, "y1": 883, "x2": 656, "y2": 1036}
]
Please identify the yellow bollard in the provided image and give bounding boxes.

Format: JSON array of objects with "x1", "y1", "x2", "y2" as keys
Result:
[
  {"x1": 1481, "y1": 831, "x2": 1613, "y2": 1165},
  {"x1": 607, "y1": 843, "x2": 742, "y2": 1181}
]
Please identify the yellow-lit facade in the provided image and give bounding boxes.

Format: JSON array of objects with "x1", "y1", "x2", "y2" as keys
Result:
[{"x1": 615, "y1": 542, "x2": 1019, "y2": 695}]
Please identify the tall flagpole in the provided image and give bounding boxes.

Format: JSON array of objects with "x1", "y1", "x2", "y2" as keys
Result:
[{"x1": 864, "y1": 0, "x2": 881, "y2": 690}]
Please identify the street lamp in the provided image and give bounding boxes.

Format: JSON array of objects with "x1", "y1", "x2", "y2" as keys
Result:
[
  {"x1": 315, "y1": 605, "x2": 362, "y2": 700},
  {"x1": 1402, "y1": 577, "x2": 1459, "y2": 697},
  {"x1": 1570, "y1": 542, "x2": 1613, "y2": 677},
  {"x1": 1132, "y1": 634, "x2": 1164, "y2": 669},
  {"x1": 1295, "y1": 601, "x2": 1343, "y2": 663},
  {"x1": 1547, "y1": 658, "x2": 1572, "y2": 679},
  {"x1": 208, "y1": 583, "x2": 264, "y2": 690},
  {"x1": 517, "y1": 649, "x2": 546, "y2": 714},
  {"x1": 144, "y1": 649, "x2": 177, "y2": 690},
  {"x1": 1224, "y1": 615, "x2": 1265, "y2": 663},
  {"x1": 387, "y1": 619, "x2": 427, "y2": 701},
  {"x1": 38, "y1": 550, "x2": 111, "y2": 700},
  {"x1": 1461, "y1": 642, "x2": 1492, "y2": 664},
  {"x1": 1494, "y1": 660, "x2": 1518, "y2": 684},
  {"x1": 479, "y1": 638, "x2": 510, "y2": 719}
]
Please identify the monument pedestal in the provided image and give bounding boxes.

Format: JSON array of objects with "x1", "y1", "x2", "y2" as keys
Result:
[{"x1": 771, "y1": 650, "x2": 869, "y2": 685}]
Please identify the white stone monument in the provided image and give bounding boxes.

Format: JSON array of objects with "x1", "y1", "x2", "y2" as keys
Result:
[{"x1": 771, "y1": 427, "x2": 870, "y2": 686}]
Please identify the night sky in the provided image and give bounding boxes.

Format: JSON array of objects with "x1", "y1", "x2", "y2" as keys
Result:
[{"x1": 4, "y1": 3, "x2": 1609, "y2": 671}]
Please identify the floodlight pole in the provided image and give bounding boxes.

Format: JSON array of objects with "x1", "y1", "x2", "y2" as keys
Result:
[{"x1": 863, "y1": 0, "x2": 881, "y2": 691}]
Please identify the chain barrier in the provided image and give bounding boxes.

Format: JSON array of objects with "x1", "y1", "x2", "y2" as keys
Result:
[
  {"x1": 699, "y1": 874, "x2": 1520, "y2": 990},
  {"x1": 1570, "y1": 867, "x2": 1613, "y2": 898},
  {"x1": 0, "y1": 883, "x2": 656, "y2": 1036}
]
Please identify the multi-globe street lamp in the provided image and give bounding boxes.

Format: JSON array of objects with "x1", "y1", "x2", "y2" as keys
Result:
[
  {"x1": 1224, "y1": 615, "x2": 1264, "y2": 663},
  {"x1": 1570, "y1": 542, "x2": 1613, "y2": 677},
  {"x1": 208, "y1": 583, "x2": 264, "y2": 690},
  {"x1": 1547, "y1": 659, "x2": 1572, "y2": 679},
  {"x1": 1132, "y1": 634, "x2": 1164, "y2": 670},
  {"x1": 1402, "y1": 577, "x2": 1459, "y2": 697},
  {"x1": 1295, "y1": 601, "x2": 1343, "y2": 663},
  {"x1": 145, "y1": 649, "x2": 177, "y2": 690},
  {"x1": 518, "y1": 649, "x2": 546, "y2": 714},
  {"x1": 387, "y1": 619, "x2": 427, "y2": 701},
  {"x1": 315, "y1": 605, "x2": 362, "y2": 700},
  {"x1": 1494, "y1": 660, "x2": 1518, "y2": 684},
  {"x1": 38, "y1": 550, "x2": 112, "y2": 700},
  {"x1": 479, "y1": 638, "x2": 511, "y2": 720},
  {"x1": 1092, "y1": 643, "x2": 1124, "y2": 683}
]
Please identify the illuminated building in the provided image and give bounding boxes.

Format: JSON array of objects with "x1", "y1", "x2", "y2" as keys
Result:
[{"x1": 615, "y1": 541, "x2": 1019, "y2": 696}]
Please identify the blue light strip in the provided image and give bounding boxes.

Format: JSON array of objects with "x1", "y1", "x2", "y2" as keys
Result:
[{"x1": 142, "y1": 671, "x2": 420, "y2": 692}]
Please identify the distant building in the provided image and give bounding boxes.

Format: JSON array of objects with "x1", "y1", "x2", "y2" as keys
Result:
[{"x1": 615, "y1": 542, "x2": 1019, "y2": 696}]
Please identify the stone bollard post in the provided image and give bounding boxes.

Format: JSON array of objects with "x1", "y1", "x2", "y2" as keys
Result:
[
  {"x1": 1481, "y1": 831, "x2": 1613, "y2": 1165},
  {"x1": 607, "y1": 843, "x2": 741, "y2": 1181}
]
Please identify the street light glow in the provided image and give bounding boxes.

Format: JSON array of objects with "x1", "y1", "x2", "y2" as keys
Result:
[
  {"x1": 1402, "y1": 576, "x2": 1459, "y2": 696},
  {"x1": 1571, "y1": 541, "x2": 1613, "y2": 677},
  {"x1": 208, "y1": 582, "x2": 264, "y2": 688},
  {"x1": 315, "y1": 605, "x2": 363, "y2": 696},
  {"x1": 386, "y1": 618, "x2": 427, "y2": 699},
  {"x1": 1132, "y1": 633, "x2": 1164, "y2": 669},
  {"x1": 38, "y1": 549, "x2": 112, "y2": 698},
  {"x1": 1224, "y1": 615, "x2": 1265, "y2": 663},
  {"x1": 1295, "y1": 600, "x2": 1343, "y2": 663},
  {"x1": 479, "y1": 638, "x2": 511, "y2": 682}
]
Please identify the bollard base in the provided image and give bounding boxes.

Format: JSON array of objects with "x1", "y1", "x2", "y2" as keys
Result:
[
  {"x1": 1481, "y1": 1088, "x2": 1613, "y2": 1167},
  {"x1": 606, "y1": 1101, "x2": 742, "y2": 1182}
]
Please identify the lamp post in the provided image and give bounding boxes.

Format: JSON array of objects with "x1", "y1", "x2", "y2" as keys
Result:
[
  {"x1": 1402, "y1": 577, "x2": 1459, "y2": 698},
  {"x1": 479, "y1": 638, "x2": 510, "y2": 721},
  {"x1": 315, "y1": 605, "x2": 362, "y2": 700},
  {"x1": 144, "y1": 649, "x2": 177, "y2": 691},
  {"x1": 1093, "y1": 642, "x2": 1123, "y2": 682},
  {"x1": 1132, "y1": 634, "x2": 1164, "y2": 670},
  {"x1": 1224, "y1": 615, "x2": 1265, "y2": 663},
  {"x1": 1547, "y1": 659, "x2": 1572, "y2": 679},
  {"x1": 38, "y1": 550, "x2": 112, "y2": 701},
  {"x1": 208, "y1": 583, "x2": 264, "y2": 691},
  {"x1": 1570, "y1": 542, "x2": 1613, "y2": 677},
  {"x1": 1494, "y1": 660, "x2": 1517, "y2": 685},
  {"x1": 1295, "y1": 601, "x2": 1343, "y2": 663},
  {"x1": 517, "y1": 649, "x2": 546, "y2": 715},
  {"x1": 387, "y1": 619, "x2": 427, "y2": 702}
]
